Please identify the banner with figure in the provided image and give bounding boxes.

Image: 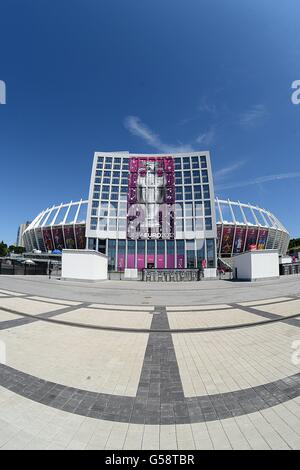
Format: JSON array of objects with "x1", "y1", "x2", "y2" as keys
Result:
[{"x1": 127, "y1": 157, "x2": 175, "y2": 240}]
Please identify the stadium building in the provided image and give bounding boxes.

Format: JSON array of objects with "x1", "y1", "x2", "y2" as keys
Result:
[{"x1": 23, "y1": 152, "x2": 290, "y2": 274}]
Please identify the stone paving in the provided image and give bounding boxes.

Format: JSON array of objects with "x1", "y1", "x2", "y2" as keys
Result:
[{"x1": 0, "y1": 276, "x2": 300, "y2": 449}]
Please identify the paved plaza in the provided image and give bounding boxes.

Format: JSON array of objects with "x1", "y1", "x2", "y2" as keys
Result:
[{"x1": 0, "y1": 275, "x2": 300, "y2": 449}]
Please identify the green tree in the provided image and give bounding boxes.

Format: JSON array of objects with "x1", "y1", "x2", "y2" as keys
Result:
[{"x1": 0, "y1": 241, "x2": 8, "y2": 257}]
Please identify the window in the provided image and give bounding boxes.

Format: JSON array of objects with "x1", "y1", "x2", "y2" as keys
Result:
[
  {"x1": 205, "y1": 218, "x2": 212, "y2": 230},
  {"x1": 186, "y1": 240, "x2": 196, "y2": 268},
  {"x1": 202, "y1": 170, "x2": 209, "y2": 183},
  {"x1": 108, "y1": 240, "x2": 116, "y2": 270},
  {"x1": 203, "y1": 185, "x2": 210, "y2": 199},
  {"x1": 206, "y1": 239, "x2": 215, "y2": 267},
  {"x1": 204, "y1": 201, "x2": 211, "y2": 216}
]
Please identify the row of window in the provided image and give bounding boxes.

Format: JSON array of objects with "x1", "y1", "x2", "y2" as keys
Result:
[
  {"x1": 88, "y1": 237, "x2": 216, "y2": 270},
  {"x1": 89, "y1": 217, "x2": 213, "y2": 231}
]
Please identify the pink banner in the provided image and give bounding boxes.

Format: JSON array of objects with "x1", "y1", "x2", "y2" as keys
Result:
[
  {"x1": 157, "y1": 254, "x2": 165, "y2": 269},
  {"x1": 127, "y1": 254, "x2": 135, "y2": 268},
  {"x1": 167, "y1": 254, "x2": 175, "y2": 269}
]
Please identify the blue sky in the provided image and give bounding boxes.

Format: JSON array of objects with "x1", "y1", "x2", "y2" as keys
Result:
[{"x1": 0, "y1": 0, "x2": 299, "y2": 243}]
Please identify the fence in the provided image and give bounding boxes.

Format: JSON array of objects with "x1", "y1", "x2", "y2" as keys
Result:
[
  {"x1": 0, "y1": 259, "x2": 49, "y2": 276},
  {"x1": 280, "y1": 263, "x2": 300, "y2": 276}
]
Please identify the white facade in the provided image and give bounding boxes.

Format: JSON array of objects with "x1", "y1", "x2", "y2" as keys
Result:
[
  {"x1": 232, "y1": 250, "x2": 279, "y2": 281},
  {"x1": 62, "y1": 249, "x2": 108, "y2": 281}
]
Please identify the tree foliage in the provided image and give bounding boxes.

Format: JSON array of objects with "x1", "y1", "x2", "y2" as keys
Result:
[{"x1": 289, "y1": 238, "x2": 300, "y2": 250}]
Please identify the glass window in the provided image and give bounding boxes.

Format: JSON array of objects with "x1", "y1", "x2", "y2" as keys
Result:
[
  {"x1": 175, "y1": 202, "x2": 183, "y2": 217},
  {"x1": 76, "y1": 203, "x2": 87, "y2": 223},
  {"x1": 203, "y1": 185, "x2": 210, "y2": 199},
  {"x1": 111, "y1": 186, "x2": 119, "y2": 193},
  {"x1": 230, "y1": 204, "x2": 245, "y2": 224},
  {"x1": 174, "y1": 158, "x2": 182, "y2": 170},
  {"x1": 147, "y1": 240, "x2": 155, "y2": 255},
  {"x1": 98, "y1": 239, "x2": 106, "y2": 254},
  {"x1": 99, "y1": 203, "x2": 109, "y2": 216},
  {"x1": 99, "y1": 218, "x2": 107, "y2": 230},
  {"x1": 183, "y1": 157, "x2": 190, "y2": 169},
  {"x1": 206, "y1": 239, "x2": 216, "y2": 267},
  {"x1": 102, "y1": 193, "x2": 109, "y2": 200},
  {"x1": 185, "y1": 203, "x2": 193, "y2": 217},
  {"x1": 109, "y1": 219, "x2": 117, "y2": 230},
  {"x1": 65, "y1": 204, "x2": 79, "y2": 224},
  {"x1": 56, "y1": 206, "x2": 68, "y2": 224},
  {"x1": 176, "y1": 219, "x2": 184, "y2": 231},
  {"x1": 242, "y1": 206, "x2": 257, "y2": 225},
  {"x1": 176, "y1": 187, "x2": 183, "y2": 199},
  {"x1": 196, "y1": 239, "x2": 205, "y2": 268},
  {"x1": 195, "y1": 218, "x2": 204, "y2": 231},
  {"x1": 118, "y1": 219, "x2": 126, "y2": 231},
  {"x1": 157, "y1": 240, "x2": 165, "y2": 254},
  {"x1": 202, "y1": 170, "x2": 209, "y2": 183},
  {"x1": 204, "y1": 201, "x2": 211, "y2": 216},
  {"x1": 186, "y1": 219, "x2": 194, "y2": 231},
  {"x1": 88, "y1": 238, "x2": 96, "y2": 250},
  {"x1": 175, "y1": 174, "x2": 182, "y2": 184},
  {"x1": 186, "y1": 240, "x2": 196, "y2": 268},
  {"x1": 108, "y1": 240, "x2": 116, "y2": 270},
  {"x1": 205, "y1": 218, "x2": 212, "y2": 230}
]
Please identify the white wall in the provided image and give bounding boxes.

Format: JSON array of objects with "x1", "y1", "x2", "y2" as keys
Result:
[
  {"x1": 233, "y1": 250, "x2": 279, "y2": 281},
  {"x1": 62, "y1": 249, "x2": 108, "y2": 281}
]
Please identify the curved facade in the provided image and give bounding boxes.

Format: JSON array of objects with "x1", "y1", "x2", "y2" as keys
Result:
[
  {"x1": 216, "y1": 198, "x2": 290, "y2": 257},
  {"x1": 24, "y1": 198, "x2": 290, "y2": 262}
]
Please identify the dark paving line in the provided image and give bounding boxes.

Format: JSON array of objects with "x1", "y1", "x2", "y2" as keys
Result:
[
  {"x1": 0, "y1": 303, "x2": 91, "y2": 330},
  {"x1": 232, "y1": 304, "x2": 300, "y2": 329},
  {"x1": 1, "y1": 304, "x2": 300, "y2": 333},
  {"x1": 132, "y1": 306, "x2": 188, "y2": 424},
  {"x1": 0, "y1": 363, "x2": 300, "y2": 425},
  {"x1": 1, "y1": 306, "x2": 300, "y2": 425}
]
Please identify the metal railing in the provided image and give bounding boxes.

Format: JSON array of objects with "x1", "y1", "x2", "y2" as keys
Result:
[{"x1": 142, "y1": 268, "x2": 201, "y2": 282}]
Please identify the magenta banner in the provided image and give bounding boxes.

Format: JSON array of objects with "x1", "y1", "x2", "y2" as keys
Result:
[
  {"x1": 117, "y1": 253, "x2": 125, "y2": 271},
  {"x1": 177, "y1": 254, "x2": 185, "y2": 269},
  {"x1": 246, "y1": 228, "x2": 259, "y2": 251},
  {"x1": 127, "y1": 254, "x2": 135, "y2": 268},
  {"x1": 167, "y1": 254, "x2": 175, "y2": 269},
  {"x1": 42, "y1": 228, "x2": 53, "y2": 251},
  {"x1": 52, "y1": 227, "x2": 64, "y2": 250},
  {"x1": 157, "y1": 254, "x2": 165, "y2": 269},
  {"x1": 63, "y1": 226, "x2": 76, "y2": 249},
  {"x1": 75, "y1": 225, "x2": 86, "y2": 249},
  {"x1": 137, "y1": 254, "x2": 145, "y2": 271},
  {"x1": 233, "y1": 227, "x2": 247, "y2": 254},
  {"x1": 221, "y1": 227, "x2": 235, "y2": 254},
  {"x1": 127, "y1": 156, "x2": 175, "y2": 240},
  {"x1": 257, "y1": 229, "x2": 268, "y2": 250}
]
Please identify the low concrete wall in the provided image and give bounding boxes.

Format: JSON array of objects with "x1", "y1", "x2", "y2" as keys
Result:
[{"x1": 62, "y1": 249, "x2": 108, "y2": 281}]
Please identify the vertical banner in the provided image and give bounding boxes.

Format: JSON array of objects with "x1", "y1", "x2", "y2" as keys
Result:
[
  {"x1": 257, "y1": 229, "x2": 268, "y2": 250},
  {"x1": 75, "y1": 225, "x2": 86, "y2": 249},
  {"x1": 64, "y1": 226, "x2": 76, "y2": 249},
  {"x1": 127, "y1": 156, "x2": 175, "y2": 240},
  {"x1": 246, "y1": 228, "x2": 259, "y2": 251},
  {"x1": 220, "y1": 226, "x2": 235, "y2": 255},
  {"x1": 42, "y1": 228, "x2": 54, "y2": 251},
  {"x1": 52, "y1": 227, "x2": 64, "y2": 250},
  {"x1": 233, "y1": 227, "x2": 247, "y2": 254}
]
